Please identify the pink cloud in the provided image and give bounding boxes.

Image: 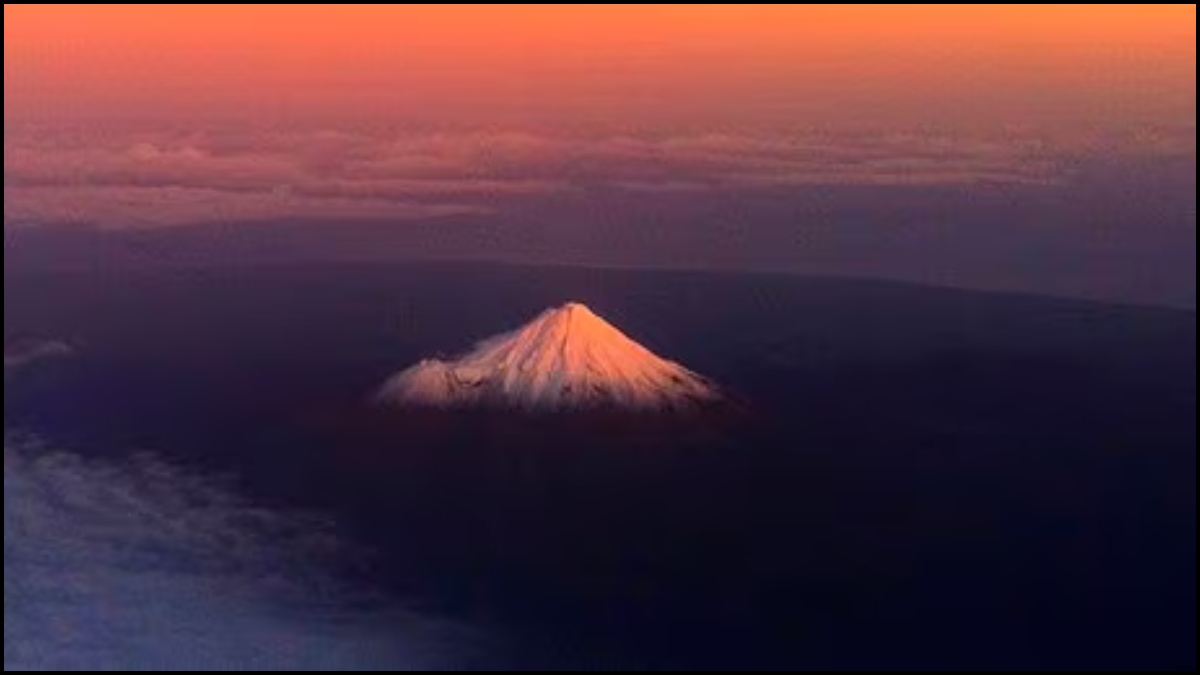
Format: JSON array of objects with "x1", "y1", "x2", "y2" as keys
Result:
[{"x1": 5, "y1": 125, "x2": 1190, "y2": 228}]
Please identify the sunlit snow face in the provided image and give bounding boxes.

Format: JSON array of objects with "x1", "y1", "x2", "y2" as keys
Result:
[
  {"x1": 3, "y1": 436, "x2": 485, "y2": 671},
  {"x1": 377, "y1": 302, "x2": 721, "y2": 411}
]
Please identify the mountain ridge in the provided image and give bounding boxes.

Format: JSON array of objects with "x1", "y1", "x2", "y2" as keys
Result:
[{"x1": 375, "y1": 302, "x2": 721, "y2": 412}]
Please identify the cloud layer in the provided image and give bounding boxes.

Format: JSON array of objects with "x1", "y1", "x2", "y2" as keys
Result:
[
  {"x1": 4, "y1": 340, "x2": 73, "y2": 374},
  {"x1": 10, "y1": 126, "x2": 1188, "y2": 229},
  {"x1": 4, "y1": 436, "x2": 484, "y2": 670}
]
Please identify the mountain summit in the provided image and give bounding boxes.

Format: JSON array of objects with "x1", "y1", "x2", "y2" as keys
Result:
[{"x1": 375, "y1": 303, "x2": 721, "y2": 412}]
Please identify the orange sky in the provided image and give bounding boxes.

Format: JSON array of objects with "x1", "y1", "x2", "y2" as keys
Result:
[{"x1": 4, "y1": 4, "x2": 1196, "y2": 130}]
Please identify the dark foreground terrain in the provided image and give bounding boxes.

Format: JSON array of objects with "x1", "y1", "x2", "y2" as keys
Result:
[{"x1": 5, "y1": 261, "x2": 1196, "y2": 669}]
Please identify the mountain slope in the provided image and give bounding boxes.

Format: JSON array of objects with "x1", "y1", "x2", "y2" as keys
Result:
[{"x1": 375, "y1": 303, "x2": 720, "y2": 411}]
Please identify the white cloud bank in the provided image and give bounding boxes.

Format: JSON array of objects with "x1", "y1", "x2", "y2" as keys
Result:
[{"x1": 3, "y1": 436, "x2": 486, "y2": 670}]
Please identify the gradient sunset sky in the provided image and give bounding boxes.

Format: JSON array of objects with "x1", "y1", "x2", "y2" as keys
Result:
[
  {"x1": 4, "y1": 5, "x2": 1196, "y2": 306},
  {"x1": 6, "y1": 4, "x2": 1195, "y2": 129}
]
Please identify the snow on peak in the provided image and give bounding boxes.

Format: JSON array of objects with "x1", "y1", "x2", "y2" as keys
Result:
[{"x1": 375, "y1": 302, "x2": 721, "y2": 412}]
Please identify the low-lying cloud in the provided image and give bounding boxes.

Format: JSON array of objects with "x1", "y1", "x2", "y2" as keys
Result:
[
  {"x1": 3, "y1": 436, "x2": 485, "y2": 670},
  {"x1": 8, "y1": 126, "x2": 1188, "y2": 229},
  {"x1": 4, "y1": 340, "x2": 73, "y2": 375}
]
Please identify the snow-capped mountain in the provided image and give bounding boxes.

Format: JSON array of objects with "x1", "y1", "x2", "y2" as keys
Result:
[{"x1": 375, "y1": 303, "x2": 721, "y2": 412}]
